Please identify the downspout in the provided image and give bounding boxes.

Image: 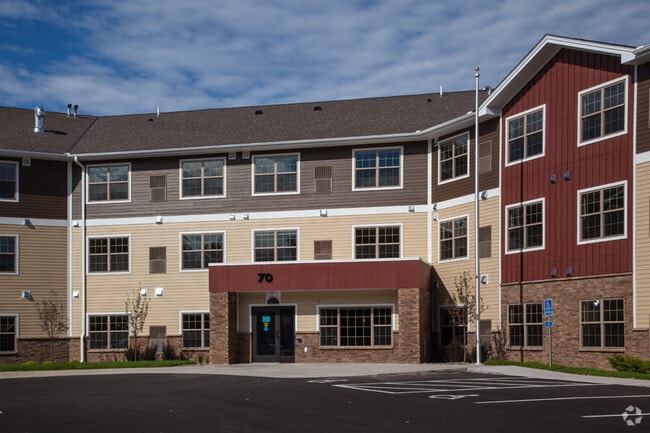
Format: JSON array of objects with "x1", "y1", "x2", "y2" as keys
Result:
[
  {"x1": 66, "y1": 161, "x2": 73, "y2": 339},
  {"x1": 73, "y1": 156, "x2": 87, "y2": 362}
]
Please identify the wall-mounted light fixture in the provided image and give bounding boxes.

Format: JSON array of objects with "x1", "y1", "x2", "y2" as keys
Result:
[
  {"x1": 480, "y1": 191, "x2": 488, "y2": 200},
  {"x1": 73, "y1": 290, "x2": 80, "y2": 298},
  {"x1": 408, "y1": 205, "x2": 415, "y2": 212},
  {"x1": 550, "y1": 174, "x2": 557, "y2": 184},
  {"x1": 563, "y1": 171, "x2": 571, "y2": 181},
  {"x1": 229, "y1": 214, "x2": 235, "y2": 221},
  {"x1": 154, "y1": 216, "x2": 163, "y2": 224},
  {"x1": 22, "y1": 290, "x2": 32, "y2": 299},
  {"x1": 550, "y1": 268, "x2": 557, "y2": 278},
  {"x1": 24, "y1": 218, "x2": 32, "y2": 226},
  {"x1": 480, "y1": 274, "x2": 489, "y2": 285},
  {"x1": 243, "y1": 213, "x2": 250, "y2": 220},
  {"x1": 140, "y1": 288, "x2": 148, "y2": 296},
  {"x1": 155, "y1": 287, "x2": 164, "y2": 297},
  {"x1": 319, "y1": 209, "x2": 327, "y2": 217},
  {"x1": 566, "y1": 266, "x2": 573, "y2": 276}
]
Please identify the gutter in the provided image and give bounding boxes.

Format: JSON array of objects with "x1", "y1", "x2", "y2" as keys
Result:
[{"x1": 73, "y1": 156, "x2": 87, "y2": 362}]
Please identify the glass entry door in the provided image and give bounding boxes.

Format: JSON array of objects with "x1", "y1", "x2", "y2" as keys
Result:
[{"x1": 252, "y1": 306, "x2": 295, "y2": 362}]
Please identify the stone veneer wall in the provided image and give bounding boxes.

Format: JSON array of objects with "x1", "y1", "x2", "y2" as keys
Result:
[{"x1": 501, "y1": 274, "x2": 649, "y2": 369}]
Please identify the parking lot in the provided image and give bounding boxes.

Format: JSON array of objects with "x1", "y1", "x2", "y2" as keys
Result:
[{"x1": 1, "y1": 370, "x2": 649, "y2": 432}]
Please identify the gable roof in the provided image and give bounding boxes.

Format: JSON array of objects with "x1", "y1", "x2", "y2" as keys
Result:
[{"x1": 480, "y1": 34, "x2": 636, "y2": 115}]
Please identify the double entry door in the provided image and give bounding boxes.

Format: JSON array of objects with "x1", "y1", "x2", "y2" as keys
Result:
[{"x1": 252, "y1": 306, "x2": 295, "y2": 362}]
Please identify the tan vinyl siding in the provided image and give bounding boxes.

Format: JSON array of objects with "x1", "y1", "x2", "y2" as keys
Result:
[
  {"x1": 0, "y1": 225, "x2": 68, "y2": 337},
  {"x1": 635, "y1": 162, "x2": 650, "y2": 328},
  {"x1": 432, "y1": 197, "x2": 500, "y2": 331}
]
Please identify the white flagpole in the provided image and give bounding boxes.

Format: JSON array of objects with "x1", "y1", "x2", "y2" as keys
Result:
[{"x1": 474, "y1": 66, "x2": 481, "y2": 365}]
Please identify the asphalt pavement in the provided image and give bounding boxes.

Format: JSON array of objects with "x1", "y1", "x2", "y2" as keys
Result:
[{"x1": 1, "y1": 362, "x2": 649, "y2": 387}]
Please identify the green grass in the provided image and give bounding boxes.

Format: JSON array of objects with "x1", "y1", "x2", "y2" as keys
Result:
[
  {"x1": 0, "y1": 359, "x2": 195, "y2": 372},
  {"x1": 484, "y1": 359, "x2": 650, "y2": 380}
]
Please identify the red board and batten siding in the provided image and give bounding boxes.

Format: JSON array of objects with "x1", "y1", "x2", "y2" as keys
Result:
[
  {"x1": 209, "y1": 259, "x2": 431, "y2": 293},
  {"x1": 502, "y1": 49, "x2": 634, "y2": 284}
]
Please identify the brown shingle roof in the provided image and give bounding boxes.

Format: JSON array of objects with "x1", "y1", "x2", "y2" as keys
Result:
[
  {"x1": 1, "y1": 91, "x2": 482, "y2": 157},
  {"x1": 0, "y1": 107, "x2": 98, "y2": 157}
]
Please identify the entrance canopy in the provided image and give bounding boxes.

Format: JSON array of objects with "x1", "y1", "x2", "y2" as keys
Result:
[{"x1": 209, "y1": 258, "x2": 432, "y2": 293}]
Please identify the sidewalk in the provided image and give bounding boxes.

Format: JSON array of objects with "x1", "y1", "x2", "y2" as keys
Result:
[{"x1": 2, "y1": 362, "x2": 650, "y2": 387}]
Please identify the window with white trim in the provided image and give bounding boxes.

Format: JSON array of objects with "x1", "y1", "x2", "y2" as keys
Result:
[
  {"x1": 319, "y1": 306, "x2": 392, "y2": 347},
  {"x1": 508, "y1": 303, "x2": 543, "y2": 348},
  {"x1": 581, "y1": 299, "x2": 624, "y2": 348},
  {"x1": 439, "y1": 217, "x2": 468, "y2": 261},
  {"x1": 181, "y1": 233, "x2": 224, "y2": 270},
  {"x1": 0, "y1": 235, "x2": 18, "y2": 274},
  {"x1": 0, "y1": 161, "x2": 18, "y2": 201},
  {"x1": 506, "y1": 200, "x2": 544, "y2": 252},
  {"x1": 182, "y1": 312, "x2": 210, "y2": 348},
  {"x1": 439, "y1": 133, "x2": 469, "y2": 183},
  {"x1": 353, "y1": 147, "x2": 401, "y2": 189},
  {"x1": 87, "y1": 164, "x2": 130, "y2": 202},
  {"x1": 253, "y1": 154, "x2": 298, "y2": 194},
  {"x1": 579, "y1": 183, "x2": 626, "y2": 243},
  {"x1": 181, "y1": 158, "x2": 225, "y2": 198},
  {"x1": 254, "y1": 230, "x2": 297, "y2": 262},
  {"x1": 354, "y1": 226, "x2": 400, "y2": 259},
  {"x1": 506, "y1": 106, "x2": 544, "y2": 163},
  {"x1": 579, "y1": 78, "x2": 626, "y2": 144},
  {"x1": 88, "y1": 237, "x2": 129, "y2": 273},
  {"x1": 88, "y1": 314, "x2": 129, "y2": 350},
  {"x1": 0, "y1": 315, "x2": 17, "y2": 352}
]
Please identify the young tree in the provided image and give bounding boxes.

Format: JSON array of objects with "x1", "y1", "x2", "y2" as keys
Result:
[
  {"x1": 36, "y1": 290, "x2": 68, "y2": 361},
  {"x1": 125, "y1": 287, "x2": 150, "y2": 361},
  {"x1": 446, "y1": 271, "x2": 486, "y2": 362}
]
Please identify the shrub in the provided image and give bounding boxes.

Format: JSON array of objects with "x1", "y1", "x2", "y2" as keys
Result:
[
  {"x1": 126, "y1": 344, "x2": 158, "y2": 362},
  {"x1": 608, "y1": 354, "x2": 650, "y2": 373},
  {"x1": 162, "y1": 342, "x2": 177, "y2": 360}
]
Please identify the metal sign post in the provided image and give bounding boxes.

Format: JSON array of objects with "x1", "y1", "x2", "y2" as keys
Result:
[{"x1": 544, "y1": 299, "x2": 553, "y2": 368}]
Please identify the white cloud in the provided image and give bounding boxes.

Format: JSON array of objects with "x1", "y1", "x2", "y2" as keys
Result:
[{"x1": 0, "y1": 0, "x2": 649, "y2": 115}]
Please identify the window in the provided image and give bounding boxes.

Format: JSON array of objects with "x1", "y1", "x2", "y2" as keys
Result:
[
  {"x1": 87, "y1": 164, "x2": 129, "y2": 202},
  {"x1": 506, "y1": 107, "x2": 544, "y2": 163},
  {"x1": 181, "y1": 158, "x2": 225, "y2": 198},
  {"x1": 0, "y1": 235, "x2": 17, "y2": 274},
  {"x1": 0, "y1": 315, "x2": 17, "y2": 352},
  {"x1": 506, "y1": 200, "x2": 544, "y2": 252},
  {"x1": 181, "y1": 233, "x2": 224, "y2": 270},
  {"x1": 182, "y1": 313, "x2": 210, "y2": 348},
  {"x1": 353, "y1": 147, "x2": 401, "y2": 189},
  {"x1": 508, "y1": 304, "x2": 543, "y2": 348},
  {"x1": 439, "y1": 306, "x2": 467, "y2": 346},
  {"x1": 581, "y1": 299, "x2": 624, "y2": 348},
  {"x1": 579, "y1": 182, "x2": 626, "y2": 243},
  {"x1": 254, "y1": 230, "x2": 297, "y2": 262},
  {"x1": 439, "y1": 217, "x2": 468, "y2": 261},
  {"x1": 579, "y1": 78, "x2": 626, "y2": 144},
  {"x1": 479, "y1": 226, "x2": 492, "y2": 258},
  {"x1": 0, "y1": 161, "x2": 18, "y2": 201},
  {"x1": 88, "y1": 237, "x2": 129, "y2": 273},
  {"x1": 319, "y1": 306, "x2": 392, "y2": 347},
  {"x1": 354, "y1": 226, "x2": 400, "y2": 259},
  {"x1": 253, "y1": 154, "x2": 298, "y2": 194},
  {"x1": 439, "y1": 133, "x2": 469, "y2": 183},
  {"x1": 88, "y1": 314, "x2": 129, "y2": 350}
]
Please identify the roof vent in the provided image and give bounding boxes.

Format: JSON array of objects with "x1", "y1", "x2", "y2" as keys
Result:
[
  {"x1": 73, "y1": 104, "x2": 79, "y2": 118},
  {"x1": 313, "y1": 105, "x2": 322, "y2": 111},
  {"x1": 255, "y1": 109, "x2": 263, "y2": 115},
  {"x1": 34, "y1": 106, "x2": 45, "y2": 133},
  {"x1": 67, "y1": 104, "x2": 72, "y2": 118}
]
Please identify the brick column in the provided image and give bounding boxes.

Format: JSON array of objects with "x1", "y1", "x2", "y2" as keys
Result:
[
  {"x1": 210, "y1": 291, "x2": 238, "y2": 364},
  {"x1": 398, "y1": 287, "x2": 431, "y2": 363}
]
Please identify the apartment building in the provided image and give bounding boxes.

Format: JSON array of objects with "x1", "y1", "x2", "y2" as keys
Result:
[{"x1": 1, "y1": 35, "x2": 649, "y2": 368}]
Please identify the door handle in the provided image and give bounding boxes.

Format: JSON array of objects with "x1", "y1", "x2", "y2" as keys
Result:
[{"x1": 276, "y1": 329, "x2": 280, "y2": 340}]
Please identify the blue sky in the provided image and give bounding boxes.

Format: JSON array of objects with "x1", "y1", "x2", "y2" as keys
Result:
[{"x1": 1, "y1": 0, "x2": 650, "y2": 116}]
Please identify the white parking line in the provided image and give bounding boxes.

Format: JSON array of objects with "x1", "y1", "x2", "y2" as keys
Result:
[{"x1": 476, "y1": 394, "x2": 650, "y2": 404}]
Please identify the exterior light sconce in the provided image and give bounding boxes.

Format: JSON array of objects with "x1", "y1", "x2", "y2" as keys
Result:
[
  {"x1": 154, "y1": 216, "x2": 163, "y2": 224},
  {"x1": 243, "y1": 213, "x2": 250, "y2": 220},
  {"x1": 550, "y1": 174, "x2": 557, "y2": 184},
  {"x1": 155, "y1": 287, "x2": 164, "y2": 297},
  {"x1": 24, "y1": 218, "x2": 32, "y2": 226},
  {"x1": 480, "y1": 274, "x2": 488, "y2": 285},
  {"x1": 408, "y1": 205, "x2": 415, "y2": 212},
  {"x1": 229, "y1": 214, "x2": 235, "y2": 221},
  {"x1": 73, "y1": 290, "x2": 80, "y2": 298},
  {"x1": 22, "y1": 290, "x2": 32, "y2": 300},
  {"x1": 72, "y1": 220, "x2": 80, "y2": 227},
  {"x1": 566, "y1": 266, "x2": 573, "y2": 276},
  {"x1": 242, "y1": 151, "x2": 250, "y2": 159},
  {"x1": 433, "y1": 213, "x2": 438, "y2": 221},
  {"x1": 140, "y1": 288, "x2": 148, "y2": 296},
  {"x1": 480, "y1": 191, "x2": 488, "y2": 200},
  {"x1": 319, "y1": 209, "x2": 327, "y2": 217},
  {"x1": 432, "y1": 203, "x2": 437, "y2": 210},
  {"x1": 550, "y1": 268, "x2": 557, "y2": 278},
  {"x1": 563, "y1": 171, "x2": 570, "y2": 181}
]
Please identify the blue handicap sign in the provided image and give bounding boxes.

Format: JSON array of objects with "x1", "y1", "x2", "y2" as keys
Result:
[
  {"x1": 544, "y1": 321, "x2": 553, "y2": 328},
  {"x1": 544, "y1": 299, "x2": 553, "y2": 317}
]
